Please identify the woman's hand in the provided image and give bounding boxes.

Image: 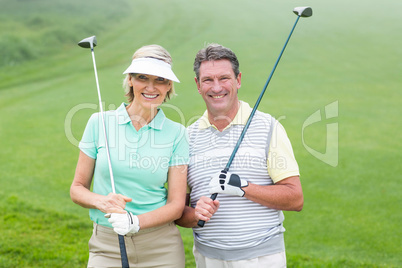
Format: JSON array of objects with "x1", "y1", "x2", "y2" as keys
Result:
[{"x1": 98, "y1": 193, "x2": 132, "y2": 214}]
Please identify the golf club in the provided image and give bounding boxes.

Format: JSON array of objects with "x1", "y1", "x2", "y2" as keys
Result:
[
  {"x1": 198, "y1": 6, "x2": 313, "y2": 227},
  {"x1": 78, "y1": 35, "x2": 130, "y2": 268}
]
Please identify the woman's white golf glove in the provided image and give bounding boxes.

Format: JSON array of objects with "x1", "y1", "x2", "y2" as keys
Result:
[
  {"x1": 209, "y1": 170, "x2": 248, "y2": 197},
  {"x1": 106, "y1": 212, "x2": 140, "y2": 236}
]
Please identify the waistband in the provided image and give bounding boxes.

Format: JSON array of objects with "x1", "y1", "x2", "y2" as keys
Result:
[
  {"x1": 93, "y1": 222, "x2": 171, "y2": 237},
  {"x1": 195, "y1": 233, "x2": 284, "y2": 261}
]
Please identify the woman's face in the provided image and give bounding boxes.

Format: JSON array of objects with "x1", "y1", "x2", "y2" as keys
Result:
[{"x1": 128, "y1": 73, "x2": 172, "y2": 109}]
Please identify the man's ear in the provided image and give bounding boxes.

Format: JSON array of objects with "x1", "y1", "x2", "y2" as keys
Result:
[
  {"x1": 236, "y1": 72, "x2": 242, "y2": 90},
  {"x1": 195, "y1": 77, "x2": 201, "y2": 94}
]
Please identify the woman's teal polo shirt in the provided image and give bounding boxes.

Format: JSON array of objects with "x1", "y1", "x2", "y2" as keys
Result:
[{"x1": 79, "y1": 103, "x2": 189, "y2": 228}]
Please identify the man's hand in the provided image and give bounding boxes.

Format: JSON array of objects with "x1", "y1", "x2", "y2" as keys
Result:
[
  {"x1": 209, "y1": 170, "x2": 248, "y2": 197},
  {"x1": 194, "y1": 196, "x2": 220, "y2": 224},
  {"x1": 106, "y1": 212, "x2": 140, "y2": 236}
]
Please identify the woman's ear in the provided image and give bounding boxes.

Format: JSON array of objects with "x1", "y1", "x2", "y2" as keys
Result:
[{"x1": 127, "y1": 75, "x2": 133, "y2": 87}]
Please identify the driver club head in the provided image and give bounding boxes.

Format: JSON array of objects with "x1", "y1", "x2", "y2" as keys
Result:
[
  {"x1": 293, "y1": 7, "x2": 313, "y2": 17},
  {"x1": 78, "y1": 35, "x2": 97, "y2": 49}
]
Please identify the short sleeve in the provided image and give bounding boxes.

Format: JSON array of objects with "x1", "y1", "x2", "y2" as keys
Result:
[
  {"x1": 267, "y1": 121, "x2": 300, "y2": 183},
  {"x1": 78, "y1": 113, "x2": 99, "y2": 159},
  {"x1": 169, "y1": 126, "x2": 189, "y2": 166}
]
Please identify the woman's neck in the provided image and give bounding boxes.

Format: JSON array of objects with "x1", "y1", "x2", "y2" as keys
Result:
[{"x1": 126, "y1": 102, "x2": 158, "y2": 131}]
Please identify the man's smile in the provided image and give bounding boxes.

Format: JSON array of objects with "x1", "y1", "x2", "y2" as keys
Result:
[{"x1": 210, "y1": 94, "x2": 226, "y2": 99}]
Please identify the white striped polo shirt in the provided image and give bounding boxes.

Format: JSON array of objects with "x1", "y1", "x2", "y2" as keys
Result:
[{"x1": 187, "y1": 101, "x2": 299, "y2": 260}]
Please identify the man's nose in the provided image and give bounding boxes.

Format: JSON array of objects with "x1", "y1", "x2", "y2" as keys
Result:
[{"x1": 211, "y1": 79, "x2": 222, "y2": 92}]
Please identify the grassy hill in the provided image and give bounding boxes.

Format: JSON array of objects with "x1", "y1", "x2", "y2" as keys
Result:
[{"x1": 0, "y1": 0, "x2": 401, "y2": 267}]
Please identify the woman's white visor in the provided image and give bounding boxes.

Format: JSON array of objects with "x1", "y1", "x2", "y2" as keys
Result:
[{"x1": 123, "y1": 57, "x2": 180, "y2": 83}]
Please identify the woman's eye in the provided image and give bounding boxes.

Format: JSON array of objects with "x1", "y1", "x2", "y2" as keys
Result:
[
  {"x1": 156, "y1": 77, "x2": 169, "y2": 83},
  {"x1": 138, "y1": 75, "x2": 147, "y2": 80}
]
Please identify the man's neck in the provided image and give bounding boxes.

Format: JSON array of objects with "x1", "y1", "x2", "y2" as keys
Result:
[{"x1": 208, "y1": 101, "x2": 240, "y2": 132}]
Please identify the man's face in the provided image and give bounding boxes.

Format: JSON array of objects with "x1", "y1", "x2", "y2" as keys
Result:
[{"x1": 195, "y1": 59, "x2": 241, "y2": 119}]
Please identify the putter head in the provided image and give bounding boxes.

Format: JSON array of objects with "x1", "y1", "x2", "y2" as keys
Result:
[
  {"x1": 293, "y1": 7, "x2": 313, "y2": 17},
  {"x1": 78, "y1": 36, "x2": 97, "y2": 49}
]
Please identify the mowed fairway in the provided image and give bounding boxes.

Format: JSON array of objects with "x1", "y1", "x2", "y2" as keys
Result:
[{"x1": 0, "y1": 0, "x2": 401, "y2": 267}]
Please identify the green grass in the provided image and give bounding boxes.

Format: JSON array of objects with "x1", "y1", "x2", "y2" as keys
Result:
[
  {"x1": 0, "y1": 195, "x2": 90, "y2": 267},
  {"x1": 1, "y1": 0, "x2": 401, "y2": 267}
]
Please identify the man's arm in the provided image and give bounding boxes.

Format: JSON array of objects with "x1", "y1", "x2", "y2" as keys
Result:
[
  {"x1": 175, "y1": 204, "x2": 197, "y2": 228},
  {"x1": 243, "y1": 176, "x2": 303, "y2": 211},
  {"x1": 175, "y1": 175, "x2": 302, "y2": 228}
]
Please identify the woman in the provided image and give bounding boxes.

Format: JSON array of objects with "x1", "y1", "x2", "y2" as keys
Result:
[{"x1": 70, "y1": 45, "x2": 188, "y2": 268}]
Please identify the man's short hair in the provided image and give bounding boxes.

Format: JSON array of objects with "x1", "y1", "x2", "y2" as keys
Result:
[{"x1": 193, "y1": 43, "x2": 240, "y2": 80}]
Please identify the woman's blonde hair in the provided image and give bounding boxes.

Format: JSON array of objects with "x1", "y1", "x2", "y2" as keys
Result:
[{"x1": 123, "y1": 44, "x2": 176, "y2": 102}]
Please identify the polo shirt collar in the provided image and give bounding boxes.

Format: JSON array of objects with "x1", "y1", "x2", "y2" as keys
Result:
[
  {"x1": 149, "y1": 108, "x2": 166, "y2": 130},
  {"x1": 198, "y1": 101, "x2": 251, "y2": 130},
  {"x1": 116, "y1": 102, "x2": 165, "y2": 130}
]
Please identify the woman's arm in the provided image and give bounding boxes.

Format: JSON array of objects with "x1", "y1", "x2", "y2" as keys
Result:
[
  {"x1": 70, "y1": 151, "x2": 130, "y2": 214},
  {"x1": 137, "y1": 164, "x2": 188, "y2": 230}
]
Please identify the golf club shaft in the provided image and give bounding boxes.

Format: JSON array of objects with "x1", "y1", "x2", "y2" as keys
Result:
[
  {"x1": 90, "y1": 46, "x2": 129, "y2": 268},
  {"x1": 90, "y1": 48, "x2": 116, "y2": 194},
  {"x1": 197, "y1": 15, "x2": 302, "y2": 228},
  {"x1": 225, "y1": 15, "x2": 301, "y2": 172}
]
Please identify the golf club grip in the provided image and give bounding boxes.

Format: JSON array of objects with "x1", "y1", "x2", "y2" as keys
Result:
[
  {"x1": 118, "y1": 234, "x2": 129, "y2": 268},
  {"x1": 197, "y1": 193, "x2": 218, "y2": 227}
]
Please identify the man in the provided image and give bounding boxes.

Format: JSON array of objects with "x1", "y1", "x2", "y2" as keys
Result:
[{"x1": 175, "y1": 44, "x2": 303, "y2": 267}]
